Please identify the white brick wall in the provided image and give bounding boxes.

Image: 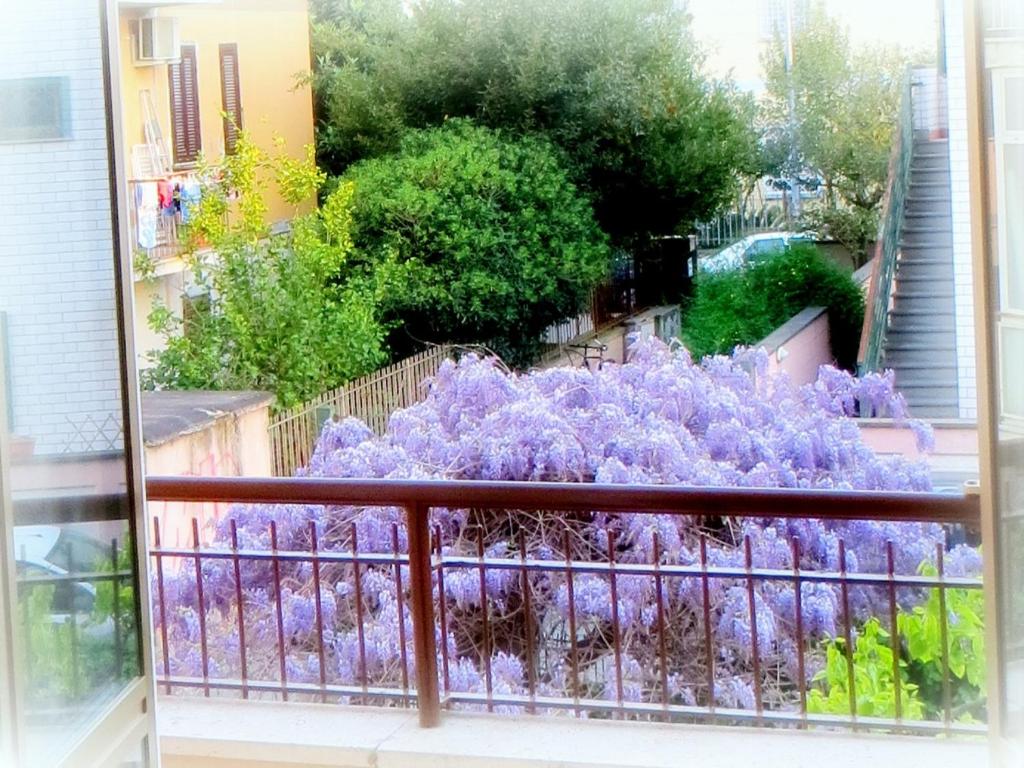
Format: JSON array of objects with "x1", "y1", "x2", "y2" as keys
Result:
[
  {"x1": 0, "y1": 1, "x2": 125, "y2": 454},
  {"x1": 944, "y1": 0, "x2": 979, "y2": 420}
]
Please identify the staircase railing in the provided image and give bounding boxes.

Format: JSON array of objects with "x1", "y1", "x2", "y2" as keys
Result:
[{"x1": 857, "y1": 68, "x2": 916, "y2": 374}]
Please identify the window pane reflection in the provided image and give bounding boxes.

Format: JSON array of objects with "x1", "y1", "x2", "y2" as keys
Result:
[{"x1": 0, "y1": 2, "x2": 142, "y2": 765}]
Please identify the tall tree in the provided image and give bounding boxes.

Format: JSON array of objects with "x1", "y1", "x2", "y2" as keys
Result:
[
  {"x1": 310, "y1": 0, "x2": 759, "y2": 246},
  {"x1": 760, "y1": 5, "x2": 905, "y2": 262}
]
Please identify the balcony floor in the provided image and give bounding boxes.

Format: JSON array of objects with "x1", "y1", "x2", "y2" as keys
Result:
[{"x1": 158, "y1": 696, "x2": 989, "y2": 768}]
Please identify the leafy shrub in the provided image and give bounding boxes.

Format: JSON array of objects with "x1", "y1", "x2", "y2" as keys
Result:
[
  {"x1": 142, "y1": 132, "x2": 386, "y2": 407},
  {"x1": 809, "y1": 565, "x2": 985, "y2": 721},
  {"x1": 808, "y1": 618, "x2": 926, "y2": 719},
  {"x1": 156, "y1": 339, "x2": 981, "y2": 717},
  {"x1": 682, "y1": 244, "x2": 865, "y2": 370},
  {"x1": 899, "y1": 563, "x2": 986, "y2": 720},
  {"x1": 341, "y1": 120, "x2": 610, "y2": 366},
  {"x1": 310, "y1": 0, "x2": 759, "y2": 243}
]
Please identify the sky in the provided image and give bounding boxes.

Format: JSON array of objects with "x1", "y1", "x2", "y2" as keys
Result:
[{"x1": 685, "y1": 0, "x2": 939, "y2": 92}]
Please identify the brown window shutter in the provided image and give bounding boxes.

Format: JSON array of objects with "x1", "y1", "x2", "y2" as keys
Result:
[
  {"x1": 219, "y1": 43, "x2": 242, "y2": 154},
  {"x1": 168, "y1": 44, "x2": 201, "y2": 166}
]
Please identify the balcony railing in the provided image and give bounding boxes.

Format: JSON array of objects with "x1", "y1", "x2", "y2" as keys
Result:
[
  {"x1": 858, "y1": 68, "x2": 917, "y2": 375},
  {"x1": 146, "y1": 476, "x2": 984, "y2": 736}
]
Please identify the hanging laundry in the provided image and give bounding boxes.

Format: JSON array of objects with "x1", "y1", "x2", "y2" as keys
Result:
[
  {"x1": 136, "y1": 181, "x2": 159, "y2": 250},
  {"x1": 157, "y1": 179, "x2": 174, "y2": 213},
  {"x1": 179, "y1": 178, "x2": 202, "y2": 224}
]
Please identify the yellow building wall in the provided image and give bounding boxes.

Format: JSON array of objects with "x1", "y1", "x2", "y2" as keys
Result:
[
  {"x1": 133, "y1": 273, "x2": 184, "y2": 367},
  {"x1": 118, "y1": 0, "x2": 315, "y2": 225}
]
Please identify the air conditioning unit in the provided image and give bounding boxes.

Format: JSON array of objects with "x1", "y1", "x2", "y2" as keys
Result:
[{"x1": 134, "y1": 16, "x2": 180, "y2": 65}]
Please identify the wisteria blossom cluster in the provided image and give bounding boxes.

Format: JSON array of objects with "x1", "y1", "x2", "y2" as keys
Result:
[{"x1": 155, "y1": 338, "x2": 980, "y2": 716}]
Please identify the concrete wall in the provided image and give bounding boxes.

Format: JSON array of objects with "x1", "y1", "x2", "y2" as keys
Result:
[
  {"x1": 758, "y1": 306, "x2": 832, "y2": 387},
  {"x1": 144, "y1": 403, "x2": 271, "y2": 477},
  {"x1": 144, "y1": 392, "x2": 272, "y2": 548},
  {"x1": 943, "y1": 0, "x2": 979, "y2": 420},
  {"x1": 860, "y1": 418, "x2": 978, "y2": 490},
  {"x1": 0, "y1": 0, "x2": 125, "y2": 456}
]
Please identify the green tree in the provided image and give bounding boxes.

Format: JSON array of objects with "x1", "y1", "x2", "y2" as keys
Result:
[
  {"x1": 310, "y1": 0, "x2": 759, "y2": 245},
  {"x1": 142, "y1": 132, "x2": 386, "y2": 407},
  {"x1": 341, "y1": 120, "x2": 610, "y2": 365},
  {"x1": 760, "y1": 5, "x2": 905, "y2": 263}
]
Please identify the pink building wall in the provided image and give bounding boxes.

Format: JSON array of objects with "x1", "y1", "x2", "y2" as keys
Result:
[{"x1": 759, "y1": 306, "x2": 832, "y2": 386}]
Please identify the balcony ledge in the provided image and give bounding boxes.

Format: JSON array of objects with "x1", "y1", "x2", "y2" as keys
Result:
[{"x1": 158, "y1": 696, "x2": 990, "y2": 768}]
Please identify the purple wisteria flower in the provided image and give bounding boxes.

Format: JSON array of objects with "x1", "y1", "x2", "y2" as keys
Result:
[{"x1": 153, "y1": 338, "x2": 981, "y2": 717}]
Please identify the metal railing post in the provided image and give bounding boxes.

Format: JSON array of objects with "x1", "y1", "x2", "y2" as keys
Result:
[{"x1": 405, "y1": 502, "x2": 441, "y2": 727}]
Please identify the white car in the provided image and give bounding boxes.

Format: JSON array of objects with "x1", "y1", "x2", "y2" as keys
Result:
[{"x1": 700, "y1": 231, "x2": 814, "y2": 274}]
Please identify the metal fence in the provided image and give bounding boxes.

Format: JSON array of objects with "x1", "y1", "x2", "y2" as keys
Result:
[
  {"x1": 858, "y1": 68, "x2": 916, "y2": 374},
  {"x1": 695, "y1": 208, "x2": 783, "y2": 251},
  {"x1": 147, "y1": 476, "x2": 984, "y2": 735},
  {"x1": 268, "y1": 346, "x2": 453, "y2": 476}
]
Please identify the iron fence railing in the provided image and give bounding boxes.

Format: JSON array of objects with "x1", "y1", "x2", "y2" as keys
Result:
[
  {"x1": 146, "y1": 476, "x2": 984, "y2": 736},
  {"x1": 695, "y1": 208, "x2": 784, "y2": 251},
  {"x1": 858, "y1": 68, "x2": 917, "y2": 374}
]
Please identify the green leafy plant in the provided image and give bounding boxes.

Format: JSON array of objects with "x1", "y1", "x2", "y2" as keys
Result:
[
  {"x1": 142, "y1": 131, "x2": 386, "y2": 407},
  {"x1": 809, "y1": 557, "x2": 986, "y2": 721},
  {"x1": 682, "y1": 244, "x2": 864, "y2": 369},
  {"x1": 799, "y1": 206, "x2": 879, "y2": 268},
  {"x1": 341, "y1": 120, "x2": 610, "y2": 366},
  {"x1": 808, "y1": 618, "x2": 926, "y2": 719},
  {"x1": 20, "y1": 539, "x2": 139, "y2": 705},
  {"x1": 898, "y1": 563, "x2": 986, "y2": 721}
]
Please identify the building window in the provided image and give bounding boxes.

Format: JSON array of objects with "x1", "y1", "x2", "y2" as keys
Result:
[
  {"x1": 168, "y1": 43, "x2": 201, "y2": 166},
  {"x1": 219, "y1": 43, "x2": 242, "y2": 154},
  {"x1": 0, "y1": 77, "x2": 70, "y2": 142}
]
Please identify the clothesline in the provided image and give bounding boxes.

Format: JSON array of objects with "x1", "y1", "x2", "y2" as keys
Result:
[{"x1": 132, "y1": 174, "x2": 203, "y2": 251}]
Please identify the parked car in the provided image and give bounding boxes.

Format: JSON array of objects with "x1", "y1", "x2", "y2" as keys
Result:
[{"x1": 700, "y1": 231, "x2": 814, "y2": 274}]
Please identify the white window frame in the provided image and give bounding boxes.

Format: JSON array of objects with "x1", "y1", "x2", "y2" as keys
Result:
[{"x1": 993, "y1": 67, "x2": 1024, "y2": 428}]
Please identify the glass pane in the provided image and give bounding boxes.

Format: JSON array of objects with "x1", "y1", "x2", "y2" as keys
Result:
[
  {"x1": 1004, "y1": 144, "x2": 1024, "y2": 310},
  {"x1": 1007, "y1": 76, "x2": 1024, "y2": 132},
  {"x1": 0, "y1": 3, "x2": 142, "y2": 766}
]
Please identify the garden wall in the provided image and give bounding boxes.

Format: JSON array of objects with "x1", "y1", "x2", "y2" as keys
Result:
[
  {"x1": 757, "y1": 306, "x2": 832, "y2": 386},
  {"x1": 142, "y1": 390, "x2": 273, "y2": 548}
]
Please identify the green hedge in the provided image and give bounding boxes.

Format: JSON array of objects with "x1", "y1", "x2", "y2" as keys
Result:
[{"x1": 682, "y1": 244, "x2": 865, "y2": 370}]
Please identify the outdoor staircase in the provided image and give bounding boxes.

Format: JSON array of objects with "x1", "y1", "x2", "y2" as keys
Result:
[{"x1": 881, "y1": 137, "x2": 959, "y2": 418}]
